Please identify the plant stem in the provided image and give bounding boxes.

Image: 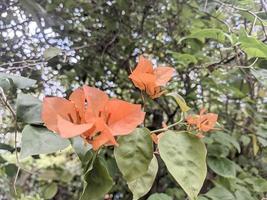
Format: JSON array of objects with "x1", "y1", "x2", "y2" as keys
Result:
[
  {"x1": 0, "y1": 87, "x2": 33, "y2": 195},
  {"x1": 150, "y1": 112, "x2": 185, "y2": 134}
]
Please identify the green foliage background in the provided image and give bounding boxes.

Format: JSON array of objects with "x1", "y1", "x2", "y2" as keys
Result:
[{"x1": 0, "y1": 0, "x2": 267, "y2": 199}]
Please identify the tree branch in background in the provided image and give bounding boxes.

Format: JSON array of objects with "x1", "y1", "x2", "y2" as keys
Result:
[{"x1": 0, "y1": 88, "x2": 34, "y2": 195}]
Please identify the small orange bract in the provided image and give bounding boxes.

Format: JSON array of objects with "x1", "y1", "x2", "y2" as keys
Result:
[
  {"x1": 42, "y1": 86, "x2": 145, "y2": 150},
  {"x1": 186, "y1": 108, "x2": 218, "y2": 138},
  {"x1": 129, "y1": 55, "x2": 175, "y2": 99}
]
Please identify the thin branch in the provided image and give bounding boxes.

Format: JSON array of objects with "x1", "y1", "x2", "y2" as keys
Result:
[
  {"x1": 214, "y1": 0, "x2": 267, "y2": 38},
  {"x1": 0, "y1": 59, "x2": 44, "y2": 72},
  {"x1": 101, "y1": 33, "x2": 119, "y2": 63},
  {"x1": 250, "y1": 16, "x2": 258, "y2": 34},
  {"x1": 0, "y1": 88, "x2": 34, "y2": 195},
  {"x1": 150, "y1": 112, "x2": 185, "y2": 134},
  {"x1": 0, "y1": 59, "x2": 42, "y2": 67},
  {"x1": 187, "y1": 3, "x2": 233, "y2": 33},
  {"x1": 0, "y1": 20, "x2": 30, "y2": 31}
]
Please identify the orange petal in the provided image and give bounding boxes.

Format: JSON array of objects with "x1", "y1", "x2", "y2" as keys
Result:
[
  {"x1": 129, "y1": 72, "x2": 156, "y2": 92},
  {"x1": 133, "y1": 55, "x2": 154, "y2": 74},
  {"x1": 57, "y1": 115, "x2": 93, "y2": 138},
  {"x1": 154, "y1": 66, "x2": 175, "y2": 86},
  {"x1": 149, "y1": 87, "x2": 165, "y2": 99},
  {"x1": 69, "y1": 87, "x2": 86, "y2": 122},
  {"x1": 82, "y1": 117, "x2": 109, "y2": 139},
  {"x1": 145, "y1": 81, "x2": 157, "y2": 97},
  {"x1": 199, "y1": 113, "x2": 218, "y2": 132},
  {"x1": 83, "y1": 86, "x2": 109, "y2": 116},
  {"x1": 129, "y1": 72, "x2": 146, "y2": 90},
  {"x1": 91, "y1": 129, "x2": 118, "y2": 150},
  {"x1": 207, "y1": 113, "x2": 218, "y2": 123},
  {"x1": 42, "y1": 97, "x2": 77, "y2": 132},
  {"x1": 186, "y1": 115, "x2": 199, "y2": 125},
  {"x1": 105, "y1": 99, "x2": 145, "y2": 136}
]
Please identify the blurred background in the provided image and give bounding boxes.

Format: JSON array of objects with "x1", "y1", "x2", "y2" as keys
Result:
[{"x1": 0, "y1": 0, "x2": 267, "y2": 199}]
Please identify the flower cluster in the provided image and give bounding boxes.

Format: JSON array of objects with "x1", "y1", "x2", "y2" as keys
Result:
[
  {"x1": 186, "y1": 108, "x2": 218, "y2": 138},
  {"x1": 129, "y1": 55, "x2": 175, "y2": 99},
  {"x1": 42, "y1": 86, "x2": 145, "y2": 150},
  {"x1": 42, "y1": 54, "x2": 218, "y2": 151}
]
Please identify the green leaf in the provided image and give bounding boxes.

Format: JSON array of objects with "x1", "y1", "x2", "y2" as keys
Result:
[
  {"x1": 166, "y1": 188, "x2": 186, "y2": 199},
  {"x1": 234, "y1": 185, "x2": 254, "y2": 200},
  {"x1": 0, "y1": 143, "x2": 15, "y2": 153},
  {"x1": 114, "y1": 128, "x2": 153, "y2": 182},
  {"x1": 207, "y1": 144, "x2": 230, "y2": 158},
  {"x1": 16, "y1": 93, "x2": 42, "y2": 124},
  {"x1": 239, "y1": 32, "x2": 267, "y2": 59},
  {"x1": 44, "y1": 47, "x2": 62, "y2": 60},
  {"x1": 197, "y1": 197, "x2": 209, "y2": 200},
  {"x1": 0, "y1": 73, "x2": 36, "y2": 89},
  {"x1": 80, "y1": 157, "x2": 113, "y2": 200},
  {"x1": 0, "y1": 156, "x2": 6, "y2": 164},
  {"x1": 20, "y1": 125, "x2": 70, "y2": 159},
  {"x1": 256, "y1": 126, "x2": 267, "y2": 147},
  {"x1": 158, "y1": 131, "x2": 207, "y2": 200},
  {"x1": 181, "y1": 28, "x2": 226, "y2": 43},
  {"x1": 168, "y1": 51, "x2": 197, "y2": 66},
  {"x1": 251, "y1": 68, "x2": 267, "y2": 88},
  {"x1": 4, "y1": 163, "x2": 18, "y2": 177},
  {"x1": 128, "y1": 155, "x2": 158, "y2": 200},
  {"x1": 166, "y1": 93, "x2": 190, "y2": 112},
  {"x1": 204, "y1": 186, "x2": 235, "y2": 200},
  {"x1": 0, "y1": 78, "x2": 13, "y2": 92},
  {"x1": 207, "y1": 157, "x2": 236, "y2": 178},
  {"x1": 70, "y1": 136, "x2": 92, "y2": 162},
  {"x1": 240, "y1": 135, "x2": 251, "y2": 147},
  {"x1": 106, "y1": 157, "x2": 119, "y2": 178},
  {"x1": 213, "y1": 176, "x2": 236, "y2": 191},
  {"x1": 244, "y1": 176, "x2": 267, "y2": 193},
  {"x1": 83, "y1": 151, "x2": 98, "y2": 174},
  {"x1": 210, "y1": 132, "x2": 241, "y2": 153},
  {"x1": 147, "y1": 193, "x2": 172, "y2": 200},
  {"x1": 42, "y1": 183, "x2": 58, "y2": 199}
]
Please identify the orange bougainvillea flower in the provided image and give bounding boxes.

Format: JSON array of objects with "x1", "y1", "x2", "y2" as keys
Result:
[
  {"x1": 42, "y1": 86, "x2": 145, "y2": 150},
  {"x1": 129, "y1": 55, "x2": 175, "y2": 99},
  {"x1": 186, "y1": 108, "x2": 218, "y2": 138}
]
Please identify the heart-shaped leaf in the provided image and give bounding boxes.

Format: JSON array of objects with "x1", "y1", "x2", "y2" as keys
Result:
[
  {"x1": 128, "y1": 155, "x2": 158, "y2": 200},
  {"x1": 207, "y1": 157, "x2": 236, "y2": 178},
  {"x1": 44, "y1": 47, "x2": 62, "y2": 60},
  {"x1": 70, "y1": 136, "x2": 92, "y2": 162},
  {"x1": 0, "y1": 77, "x2": 13, "y2": 92},
  {"x1": 203, "y1": 186, "x2": 235, "y2": 200},
  {"x1": 114, "y1": 128, "x2": 153, "y2": 182},
  {"x1": 0, "y1": 73, "x2": 36, "y2": 89},
  {"x1": 16, "y1": 93, "x2": 42, "y2": 124},
  {"x1": 20, "y1": 125, "x2": 69, "y2": 159},
  {"x1": 80, "y1": 157, "x2": 113, "y2": 200},
  {"x1": 159, "y1": 131, "x2": 207, "y2": 200},
  {"x1": 41, "y1": 183, "x2": 58, "y2": 199},
  {"x1": 147, "y1": 193, "x2": 172, "y2": 200}
]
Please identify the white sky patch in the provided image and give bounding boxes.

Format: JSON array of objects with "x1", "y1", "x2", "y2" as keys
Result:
[
  {"x1": 1, "y1": 12, "x2": 7, "y2": 18},
  {"x1": 28, "y1": 21, "x2": 38, "y2": 36}
]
